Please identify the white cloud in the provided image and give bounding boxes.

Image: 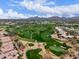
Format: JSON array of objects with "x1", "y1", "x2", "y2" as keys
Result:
[
  {"x1": 68, "y1": 14, "x2": 75, "y2": 17},
  {"x1": 19, "y1": 0, "x2": 79, "y2": 17},
  {"x1": 0, "y1": 9, "x2": 3, "y2": 15},
  {"x1": 0, "y1": 8, "x2": 37, "y2": 19},
  {"x1": 0, "y1": 0, "x2": 79, "y2": 18},
  {"x1": 20, "y1": 0, "x2": 55, "y2": 14}
]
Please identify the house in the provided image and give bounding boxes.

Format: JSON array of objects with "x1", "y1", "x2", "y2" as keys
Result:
[
  {"x1": 55, "y1": 27, "x2": 74, "y2": 39},
  {"x1": 0, "y1": 30, "x2": 18, "y2": 59}
]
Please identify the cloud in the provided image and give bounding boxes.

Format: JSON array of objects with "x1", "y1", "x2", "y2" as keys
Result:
[
  {"x1": 0, "y1": 9, "x2": 3, "y2": 15},
  {"x1": 0, "y1": 8, "x2": 37, "y2": 19},
  {"x1": 0, "y1": 0, "x2": 79, "y2": 18},
  {"x1": 20, "y1": 0, "x2": 55, "y2": 14},
  {"x1": 19, "y1": 0, "x2": 79, "y2": 17}
]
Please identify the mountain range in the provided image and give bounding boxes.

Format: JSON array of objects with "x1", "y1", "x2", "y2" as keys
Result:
[{"x1": 0, "y1": 16, "x2": 79, "y2": 23}]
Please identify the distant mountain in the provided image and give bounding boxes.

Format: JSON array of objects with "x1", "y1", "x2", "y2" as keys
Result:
[
  {"x1": 26, "y1": 16, "x2": 79, "y2": 23},
  {"x1": 25, "y1": 16, "x2": 64, "y2": 21},
  {"x1": 0, "y1": 16, "x2": 79, "y2": 23}
]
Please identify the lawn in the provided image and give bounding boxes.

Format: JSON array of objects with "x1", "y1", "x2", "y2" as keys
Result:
[
  {"x1": 6, "y1": 24, "x2": 70, "y2": 56},
  {"x1": 26, "y1": 49, "x2": 42, "y2": 59},
  {"x1": 49, "y1": 46, "x2": 67, "y2": 56},
  {"x1": 6, "y1": 24, "x2": 55, "y2": 42}
]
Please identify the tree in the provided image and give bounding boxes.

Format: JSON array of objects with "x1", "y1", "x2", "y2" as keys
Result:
[
  {"x1": 0, "y1": 40, "x2": 2, "y2": 48},
  {"x1": 0, "y1": 40, "x2": 2, "y2": 52}
]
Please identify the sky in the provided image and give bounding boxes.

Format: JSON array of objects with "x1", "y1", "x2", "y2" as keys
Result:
[{"x1": 0, "y1": 0, "x2": 79, "y2": 19}]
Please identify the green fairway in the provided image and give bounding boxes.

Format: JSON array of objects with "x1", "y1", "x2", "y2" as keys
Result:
[
  {"x1": 5, "y1": 24, "x2": 70, "y2": 56},
  {"x1": 49, "y1": 46, "x2": 67, "y2": 56},
  {"x1": 6, "y1": 24, "x2": 55, "y2": 42},
  {"x1": 26, "y1": 49, "x2": 42, "y2": 59}
]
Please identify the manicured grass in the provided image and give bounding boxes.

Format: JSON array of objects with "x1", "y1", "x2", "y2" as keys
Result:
[
  {"x1": 26, "y1": 49, "x2": 42, "y2": 59},
  {"x1": 49, "y1": 46, "x2": 67, "y2": 56},
  {"x1": 6, "y1": 24, "x2": 70, "y2": 56},
  {"x1": 6, "y1": 24, "x2": 55, "y2": 42}
]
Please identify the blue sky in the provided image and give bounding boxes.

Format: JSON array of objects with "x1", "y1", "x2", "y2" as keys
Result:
[{"x1": 0, "y1": 0, "x2": 79, "y2": 19}]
